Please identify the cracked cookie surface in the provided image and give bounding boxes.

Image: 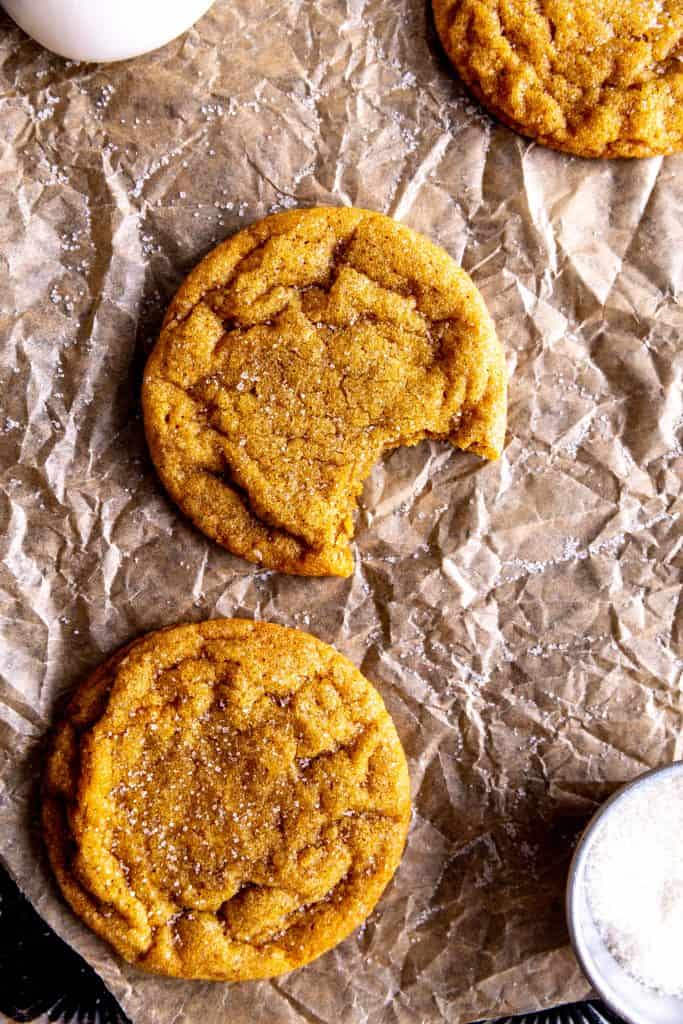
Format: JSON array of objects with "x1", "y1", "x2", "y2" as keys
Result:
[
  {"x1": 142, "y1": 207, "x2": 507, "y2": 577},
  {"x1": 43, "y1": 619, "x2": 411, "y2": 980},
  {"x1": 433, "y1": 0, "x2": 683, "y2": 158}
]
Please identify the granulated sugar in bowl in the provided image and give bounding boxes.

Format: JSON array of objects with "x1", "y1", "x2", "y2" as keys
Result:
[
  {"x1": 567, "y1": 762, "x2": 683, "y2": 1024},
  {"x1": 586, "y1": 771, "x2": 683, "y2": 996}
]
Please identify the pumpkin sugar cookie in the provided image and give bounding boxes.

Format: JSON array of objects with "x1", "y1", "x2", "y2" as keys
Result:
[
  {"x1": 43, "y1": 619, "x2": 411, "y2": 981},
  {"x1": 433, "y1": 0, "x2": 683, "y2": 158},
  {"x1": 142, "y1": 207, "x2": 507, "y2": 577}
]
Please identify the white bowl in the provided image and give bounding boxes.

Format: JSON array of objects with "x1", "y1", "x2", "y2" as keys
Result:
[
  {"x1": 2, "y1": 0, "x2": 215, "y2": 62},
  {"x1": 566, "y1": 762, "x2": 683, "y2": 1024}
]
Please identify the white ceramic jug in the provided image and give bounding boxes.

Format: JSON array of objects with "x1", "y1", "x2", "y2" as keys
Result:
[{"x1": 2, "y1": 0, "x2": 215, "y2": 62}]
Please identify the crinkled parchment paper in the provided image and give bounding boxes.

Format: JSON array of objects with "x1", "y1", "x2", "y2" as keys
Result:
[{"x1": 1, "y1": 1, "x2": 682, "y2": 1021}]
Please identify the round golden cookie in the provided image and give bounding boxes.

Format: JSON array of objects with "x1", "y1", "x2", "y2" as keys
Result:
[
  {"x1": 42, "y1": 619, "x2": 411, "y2": 981},
  {"x1": 433, "y1": 0, "x2": 683, "y2": 158},
  {"x1": 142, "y1": 206, "x2": 507, "y2": 577}
]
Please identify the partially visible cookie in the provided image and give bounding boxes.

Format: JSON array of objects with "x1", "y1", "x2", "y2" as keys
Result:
[
  {"x1": 142, "y1": 206, "x2": 507, "y2": 577},
  {"x1": 433, "y1": 0, "x2": 683, "y2": 158},
  {"x1": 43, "y1": 619, "x2": 411, "y2": 981}
]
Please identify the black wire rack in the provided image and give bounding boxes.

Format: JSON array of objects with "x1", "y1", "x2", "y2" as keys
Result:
[{"x1": 0, "y1": 864, "x2": 625, "y2": 1024}]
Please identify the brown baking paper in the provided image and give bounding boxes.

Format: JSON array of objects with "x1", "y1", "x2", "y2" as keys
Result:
[{"x1": 0, "y1": 1, "x2": 682, "y2": 1021}]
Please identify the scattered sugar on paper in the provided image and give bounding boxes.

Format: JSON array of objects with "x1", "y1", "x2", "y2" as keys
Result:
[{"x1": 586, "y1": 772, "x2": 683, "y2": 997}]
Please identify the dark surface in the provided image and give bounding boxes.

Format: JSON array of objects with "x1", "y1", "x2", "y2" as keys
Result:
[
  {"x1": 0, "y1": 863, "x2": 624, "y2": 1024},
  {"x1": 0, "y1": 865, "x2": 129, "y2": 1024}
]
